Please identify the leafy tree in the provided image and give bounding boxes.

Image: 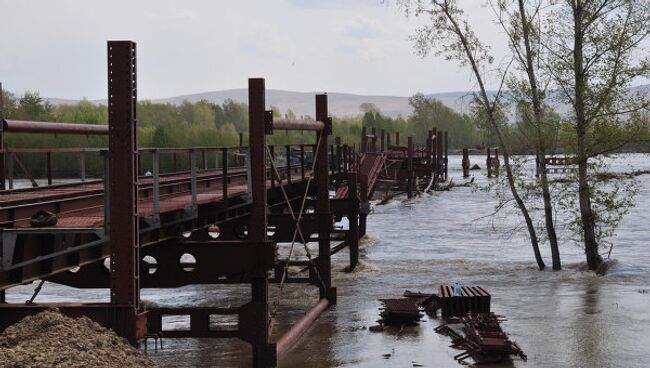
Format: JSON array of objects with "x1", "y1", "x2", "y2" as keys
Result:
[{"x1": 544, "y1": 0, "x2": 650, "y2": 270}]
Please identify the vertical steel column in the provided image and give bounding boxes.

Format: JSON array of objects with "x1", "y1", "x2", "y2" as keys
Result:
[
  {"x1": 299, "y1": 145, "x2": 305, "y2": 181},
  {"x1": 238, "y1": 133, "x2": 245, "y2": 166},
  {"x1": 0, "y1": 83, "x2": 4, "y2": 191},
  {"x1": 371, "y1": 128, "x2": 377, "y2": 152},
  {"x1": 190, "y1": 149, "x2": 198, "y2": 213},
  {"x1": 247, "y1": 78, "x2": 275, "y2": 367},
  {"x1": 107, "y1": 40, "x2": 140, "y2": 345},
  {"x1": 396, "y1": 131, "x2": 400, "y2": 146},
  {"x1": 359, "y1": 174, "x2": 368, "y2": 237},
  {"x1": 348, "y1": 172, "x2": 359, "y2": 271},
  {"x1": 221, "y1": 148, "x2": 229, "y2": 214},
  {"x1": 361, "y1": 126, "x2": 367, "y2": 153},
  {"x1": 315, "y1": 94, "x2": 335, "y2": 302},
  {"x1": 380, "y1": 129, "x2": 385, "y2": 152},
  {"x1": 46, "y1": 152, "x2": 52, "y2": 185},
  {"x1": 269, "y1": 145, "x2": 276, "y2": 189},
  {"x1": 444, "y1": 131, "x2": 449, "y2": 180},
  {"x1": 407, "y1": 137, "x2": 413, "y2": 198},
  {"x1": 462, "y1": 148, "x2": 470, "y2": 178},
  {"x1": 342, "y1": 144, "x2": 348, "y2": 173},
  {"x1": 386, "y1": 132, "x2": 391, "y2": 150},
  {"x1": 335, "y1": 137, "x2": 341, "y2": 173},
  {"x1": 152, "y1": 150, "x2": 160, "y2": 224},
  {"x1": 80, "y1": 151, "x2": 86, "y2": 182},
  {"x1": 285, "y1": 145, "x2": 291, "y2": 188}
]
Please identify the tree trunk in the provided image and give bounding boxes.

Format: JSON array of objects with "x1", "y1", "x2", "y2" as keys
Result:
[
  {"x1": 573, "y1": 1, "x2": 602, "y2": 271},
  {"x1": 516, "y1": 0, "x2": 561, "y2": 270},
  {"x1": 443, "y1": 6, "x2": 545, "y2": 271},
  {"x1": 537, "y1": 150, "x2": 561, "y2": 270},
  {"x1": 503, "y1": 151, "x2": 546, "y2": 270}
]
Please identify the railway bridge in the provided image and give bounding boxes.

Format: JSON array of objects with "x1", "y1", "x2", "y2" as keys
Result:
[{"x1": 0, "y1": 40, "x2": 448, "y2": 367}]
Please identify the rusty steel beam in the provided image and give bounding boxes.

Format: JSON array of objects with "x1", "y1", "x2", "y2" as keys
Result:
[
  {"x1": 276, "y1": 298, "x2": 329, "y2": 357},
  {"x1": 107, "y1": 40, "x2": 141, "y2": 345},
  {"x1": 271, "y1": 118, "x2": 325, "y2": 132},
  {"x1": 3, "y1": 119, "x2": 109, "y2": 135}
]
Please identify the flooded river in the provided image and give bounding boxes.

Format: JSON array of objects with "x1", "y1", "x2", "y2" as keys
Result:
[{"x1": 6, "y1": 154, "x2": 650, "y2": 367}]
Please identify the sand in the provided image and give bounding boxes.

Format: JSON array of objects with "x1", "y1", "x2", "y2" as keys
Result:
[{"x1": 0, "y1": 308, "x2": 157, "y2": 368}]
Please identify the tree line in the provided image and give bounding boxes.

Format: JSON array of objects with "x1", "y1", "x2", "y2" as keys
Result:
[{"x1": 0, "y1": 89, "x2": 481, "y2": 178}]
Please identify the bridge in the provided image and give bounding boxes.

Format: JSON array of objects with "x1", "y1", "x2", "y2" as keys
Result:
[{"x1": 0, "y1": 41, "x2": 449, "y2": 367}]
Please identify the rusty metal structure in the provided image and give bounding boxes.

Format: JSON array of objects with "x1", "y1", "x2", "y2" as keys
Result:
[
  {"x1": 0, "y1": 40, "x2": 457, "y2": 367},
  {"x1": 486, "y1": 147, "x2": 500, "y2": 178},
  {"x1": 536, "y1": 155, "x2": 577, "y2": 177},
  {"x1": 435, "y1": 312, "x2": 527, "y2": 364},
  {"x1": 438, "y1": 285, "x2": 491, "y2": 319},
  {"x1": 331, "y1": 126, "x2": 449, "y2": 202}
]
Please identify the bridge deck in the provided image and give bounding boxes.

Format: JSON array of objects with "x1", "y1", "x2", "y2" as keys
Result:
[{"x1": 0, "y1": 166, "x2": 305, "y2": 229}]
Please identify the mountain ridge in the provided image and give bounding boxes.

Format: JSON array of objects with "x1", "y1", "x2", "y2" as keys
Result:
[{"x1": 45, "y1": 84, "x2": 649, "y2": 118}]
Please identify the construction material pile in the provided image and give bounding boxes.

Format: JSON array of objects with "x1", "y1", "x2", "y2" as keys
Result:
[
  {"x1": 0, "y1": 309, "x2": 157, "y2": 368},
  {"x1": 435, "y1": 312, "x2": 527, "y2": 364},
  {"x1": 378, "y1": 298, "x2": 422, "y2": 325}
]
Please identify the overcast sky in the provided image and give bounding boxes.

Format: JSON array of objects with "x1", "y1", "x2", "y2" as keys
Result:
[{"x1": 1, "y1": 0, "x2": 513, "y2": 99}]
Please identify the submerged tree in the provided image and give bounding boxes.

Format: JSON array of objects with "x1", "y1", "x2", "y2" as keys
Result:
[
  {"x1": 396, "y1": 0, "x2": 547, "y2": 270},
  {"x1": 543, "y1": 0, "x2": 650, "y2": 270},
  {"x1": 491, "y1": 0, "x2": 562, "y2": 270}
]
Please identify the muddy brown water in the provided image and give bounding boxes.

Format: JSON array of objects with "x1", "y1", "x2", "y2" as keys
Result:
[{"x1": 6, "y1": 154, "x2": 650, "y2": 367}]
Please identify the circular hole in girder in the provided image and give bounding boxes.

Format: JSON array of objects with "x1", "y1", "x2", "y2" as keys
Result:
[
  {"x1": 208, "y1": 225, "x2": 221, "y2": 239},
  {"x1": 181, "y1": 230, "x2": 192, "y2": 239},
  {"x1": 142, "y1": 255, "x2": 158, "y2": 275},
  {"x1": 179, "y1": 253, "x2": 197, "y2": 272}
]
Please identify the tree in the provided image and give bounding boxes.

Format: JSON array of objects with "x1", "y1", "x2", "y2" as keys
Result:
[
  {"x1": 397, "y1": 0, "x2": 547, "y2": 270},
  {"x1": 544, "y1": 0, "x2": 650, "y2": 270},
  {"x1": 492, "y1": 0, "x2": 562, "y2": 270}
]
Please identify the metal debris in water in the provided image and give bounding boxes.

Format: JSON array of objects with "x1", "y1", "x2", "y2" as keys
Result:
[
  {"x1": 378, "y1": 298, "x2": 423, "y2": 325},
  {"x1": 435, "y1": 312, "x2": 527, "y2": 364}
]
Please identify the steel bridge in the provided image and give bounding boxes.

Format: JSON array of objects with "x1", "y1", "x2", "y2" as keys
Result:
[{"x1": 0, "y1": 40, "x2": 449, "y2": 367}]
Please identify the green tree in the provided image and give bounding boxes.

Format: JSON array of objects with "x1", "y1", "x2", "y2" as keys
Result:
[{"x1": 544, "y1": 0, "x2": 650, "y2": 270}]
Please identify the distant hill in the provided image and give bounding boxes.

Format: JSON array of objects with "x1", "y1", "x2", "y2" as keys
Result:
[{"x1": 45, "y1": 84, "x2": 649, "y2": 118}]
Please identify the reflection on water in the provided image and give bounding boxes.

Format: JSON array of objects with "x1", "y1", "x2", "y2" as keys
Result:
[{"x1": 6, "y1": 154, "x2": 650, "y2": 367}]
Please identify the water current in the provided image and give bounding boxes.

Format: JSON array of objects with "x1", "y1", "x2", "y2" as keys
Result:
[{"x1": 6, "y1": 154, "x2": 650, "y2": 367}]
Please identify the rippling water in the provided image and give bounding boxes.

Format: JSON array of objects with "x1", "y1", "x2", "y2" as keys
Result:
[{"x1": 6, "y1": 154, "x2": 650, "y2": 367}]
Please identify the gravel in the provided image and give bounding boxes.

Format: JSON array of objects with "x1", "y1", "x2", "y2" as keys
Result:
[{"x1": 0, "y1": 308, "x2": 157, "y2": 368}]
